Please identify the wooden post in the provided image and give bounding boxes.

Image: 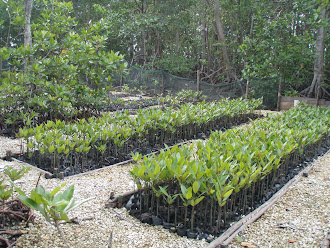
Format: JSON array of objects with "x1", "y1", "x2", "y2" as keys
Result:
[
  {"x1": 197, "y1": 70, "x2": 200, "y2": 91},
  {"x1": 245, "y1": 75, "x2": 250, "y2": 100},
  {"x1": 276, "y1": 74, "x2": 283, "y2": 111}
]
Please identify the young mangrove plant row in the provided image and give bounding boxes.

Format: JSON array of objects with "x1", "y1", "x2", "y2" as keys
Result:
[
  {"x1": 103, "y1": 89, "x2": 207, "y2": 112},
  {"x1": 17, "y1": 98, "x2": 262, "y2": 176},
  {"x1": 129, "y1": 104, "x2": 330, "y2": 238}
]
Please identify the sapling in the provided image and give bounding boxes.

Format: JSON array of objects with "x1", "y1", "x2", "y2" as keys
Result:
[
  {"x1": 4, "y1": 166, "x2": 30, "y2": 200},
  {"x1": 17, "y1": 183, "x2": 92, "y2": 248},
  {"x1": 159, "y1": 185, "x2": 178, "y2": 224},
  {"x1": 0, "y1": 180, "x2": 12, "y2": 205}
]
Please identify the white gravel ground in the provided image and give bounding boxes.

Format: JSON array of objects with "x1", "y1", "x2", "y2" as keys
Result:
[{"x1": 0, "y1": 136, "x2": 23, "y2": 158}]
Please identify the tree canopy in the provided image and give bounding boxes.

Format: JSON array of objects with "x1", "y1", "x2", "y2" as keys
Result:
[{"x1": 1, "y1": 0, "x2": 329, "y2": 98}]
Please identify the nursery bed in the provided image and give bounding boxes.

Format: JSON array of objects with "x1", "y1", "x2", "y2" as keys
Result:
[
  {"x1": 15, "y1": 111, "x2": 261, "y2": 178},
  {"x1": 0, "y1": 110, "x2": 328, "y2": 248},
  {"x1": 105, "y1": 138, "x2": 330, "y2": 243},
  {"x1": 0, "y1": 143, "x2": 328, "y2": 248}
]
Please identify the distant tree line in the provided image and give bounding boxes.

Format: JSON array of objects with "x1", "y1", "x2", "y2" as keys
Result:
[{"x1": 0, "y1": 0, "x2": 329, "y2": 98}]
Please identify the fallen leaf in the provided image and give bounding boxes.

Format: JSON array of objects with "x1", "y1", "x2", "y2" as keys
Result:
[
  {"x1": 241, "y1": 242, "x2": 256, "y2": 248},
  {"x1": 288, "y1": 240, "x2": 297, "y2": 243},
  {"x1": 236, "y1": 236, "x2": 244, "y2": 243}
]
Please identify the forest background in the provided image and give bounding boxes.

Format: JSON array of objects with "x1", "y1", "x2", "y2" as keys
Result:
[{"x1": 0, "y1": 0, "x2": 329, "y2": 106}]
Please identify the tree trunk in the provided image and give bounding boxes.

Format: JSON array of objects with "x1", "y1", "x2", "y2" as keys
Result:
[
  {"x1": 141, "y1": 30, "x2": 147, "y2": 65},
  {"x1": 197, "y1": 69, "x2": 200, "y2": 91},
  {"x1": 24, "y1": 0, "x2": 33, "y2": 73},
  {"x1": 245, "y1": 75, "x2": 250, "y2": 100},
  {"x1": 214, "y1": 0, "x2": 234, "y2": 81},
  {"x1": 155, "y1": 30, "x2": 162, "y2": 58},
  {"x1": 308, "y1": 8, "x2": 327, "y2": 98},
  {"x1": 24, "y1": 0, "x2": 33, "y2": 48},
  {"x1": 201, "y1": 16, "x2": 207, "y2": 61},
  {"x1": 277, "y1": 74, "x2": 283, "y2": 111},
  {"x1": 176, "y1": 30, "x2": 180, "y2": 51},
  {"x1": 250, "y1": 15, "x2": 254, "y2": 36}
]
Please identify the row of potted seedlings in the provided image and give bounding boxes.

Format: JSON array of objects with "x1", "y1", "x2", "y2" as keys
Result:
[
  {"x1": 17, "y1": 98, "x2": 262, "y2": 176},
  {"x1": 128, "y1": 104, "x2": 330, "y2": 239},
  {"x1": 103, "y1": 89, "x2": 207, "y2": 112}
]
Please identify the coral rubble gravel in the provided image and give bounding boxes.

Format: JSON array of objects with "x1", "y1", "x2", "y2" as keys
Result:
[{"x1": 0, "y1": 136, "x2": 23, "y2": 158}]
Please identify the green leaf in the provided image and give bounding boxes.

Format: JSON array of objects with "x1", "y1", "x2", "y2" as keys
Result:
[
  {"x1": 137, "y1": 165, "x2": 146, "y2": 178},
  {"x1": 15, "y1": 186, "x2": 26, "y2": 197},
  {"x1": 62, "y1": 185, "x2": 74, "y2": 202},
  {"x1": 19, "y1": 196, "x2": 49, "y2": 221},
  {"x1": 194, "y1": 196, "x2": 205, "y2": 206},
  {"x1": 30, "y1": 190, "x2": 43, "y2": 204},
  {"x1": 185, "y1": 187, "x2": 192, "y2": 200},
  {"x1": 180, "y1": 184, "x2": 187, "y2": 196},
  {"x1": 222, "y1": 189, "x2": 233, "y2": 201},
  {"x1": 50, "y1": 185, "x2": 63, "y2": 198},
  {"x1": 159, "y1": 186, "x2": 169, "y2": 197},
  {"x1": 64, "y1": 197, "x2": 93, "y2": 213},
  {"x1": 59, "y1": 211, "x2": 71, "y2": 222},
  {"x1": 54, "y1": 199, "x2": 70, "y2": 208},
  {"x1": 48, "y1": 145, "x2": 55, "y2": 153},
  {"x1": 192, "y1": 181, "x2": 199, "y2": 194}
]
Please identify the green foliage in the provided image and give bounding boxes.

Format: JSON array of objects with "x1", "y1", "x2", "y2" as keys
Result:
[
  {"x1": 2, "y1": 0, "x2": 328, "y2": 90},
  {"x1": 0, "y1": 163, "x2": 90, "y2": 247},
  {"x1": 158, "y1": 89, "x2": 206, "y2": 105},
  {"x1": 239, "y1": 0, "x2": 319, "y2": 87},
  {"x1": 248, "y1": 77, "x2": 280, "y2": 109},
  {"x1": 18, "y1": 98, "x2": 261, "y2": 174},
  {"x1": 153, "y1": 55, "x2": 195, "y2": 76},
  {"x1": 18, "y1": 183, "x2": 90, "y2": 223},
  {"x1": 0, "y1": 180, "x2": 13, "y2": 203},
  {"x1": 0, "y1": 0, "x2": 25, "y2": 47},
  {"x1": 4, "y1": 166, "x2": 30, "y2": 182},
  {"x1": 0, "y1": 165, "x2": 30, "y2": 202},
  {"x1": 130, "y1": 103, "x2": 330, "y2": 214},
  {"x1": 0, "y1": 0, "x2": 126, "y2": 130},
  {"x1": 284, "y1": 89, "x2": 300, "y2": 97}
]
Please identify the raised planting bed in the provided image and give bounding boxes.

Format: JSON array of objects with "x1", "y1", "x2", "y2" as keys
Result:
[
  {"x1": 119, "y1": 104, "x2": 329, "y2": 241},
  {"x1": 15, "y1": 98, "x2": 262, "y2": 177}
]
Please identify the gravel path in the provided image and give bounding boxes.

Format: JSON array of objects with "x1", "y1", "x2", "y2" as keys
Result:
[{"x1": 0, "y1": 136, "x2": 22, "y2": 158}]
